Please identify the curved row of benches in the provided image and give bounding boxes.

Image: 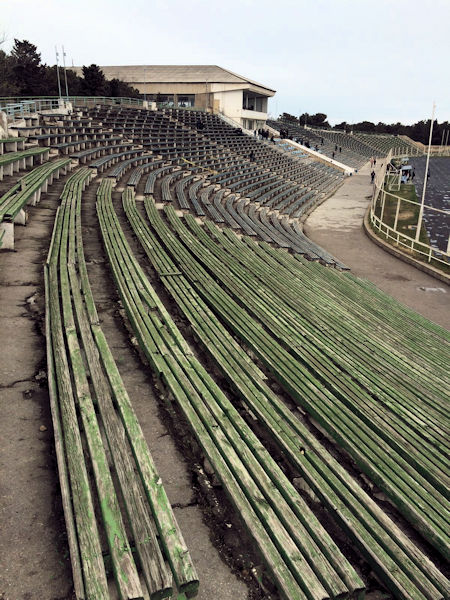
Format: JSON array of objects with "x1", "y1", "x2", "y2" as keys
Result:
[
  {"x1": 0, "y1": 137, "x2": 26, "y2": 154},
  {"x1": 46, "y1": 105, "x2": 348, "y2": 267},
  {"x1": 45, "y1": 170, "x2": 198, "y2": 599},
  {"x1": 0, "y1": 158, "x2": 72, "y2": 249},
  {"x1": 98, "y1": 183, "x2": 361, "y2": 600},
  {"x1": 148, "y1": 166, "x2": 347, "y2": 267},
  {"x1": 131, "y1": 202, "x2": 449, "y2": 565},
  {"x1": 86, "y1": 105, "x2": 344, "y2": 204},
  {"x1": 0, "y1": 146, "x2": 50, "y2": 180},
  {"x1": 122, "y1": 192, "x2": 449, "y2": 600}
]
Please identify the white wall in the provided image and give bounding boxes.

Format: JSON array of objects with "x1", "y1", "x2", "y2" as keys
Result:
[
  {"x1": 213, "y1": 89, "x2": 270, "y2": 127},
  {"x1": 213, "y1": 89, "x2": 243, "y2": 120}
]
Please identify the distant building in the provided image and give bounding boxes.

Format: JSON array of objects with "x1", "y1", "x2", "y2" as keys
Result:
[{"x1": 72, "y1": 65, "x2": 275, "y2": 130}]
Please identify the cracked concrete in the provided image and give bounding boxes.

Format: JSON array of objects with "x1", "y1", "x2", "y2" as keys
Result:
[{"x1": 0, "y1": 188, "x2": 73, "y2": 600}]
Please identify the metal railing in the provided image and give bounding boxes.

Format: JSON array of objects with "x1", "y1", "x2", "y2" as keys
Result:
[
  {"x1": 369, "y1": 151, "x2": 450, "y2": 266},
  {"x1": 0, "y1": 98, "x2": 61, "y2": 118},
  {"x1": 0, "y1": 96, "x2": 145, "y2": 120},
  {"x1": 217, "y1": 112, "x2": 254, "y2": 136}
]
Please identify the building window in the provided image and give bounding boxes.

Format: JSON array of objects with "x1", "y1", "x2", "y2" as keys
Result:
[
  {"x1": 243, "y1": 92, "x2": 266, "y2": 113},
  {"x1": 177, "y1": 95, "x2": 195, "y2": 108},
  {"x1": 154, "y1": 94, "x2": 174, "y2": 106}
]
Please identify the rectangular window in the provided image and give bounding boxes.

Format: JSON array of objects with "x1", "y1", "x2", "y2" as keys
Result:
[{"x1": 177, "y1": 95, "x2": 195, "y2": 108}]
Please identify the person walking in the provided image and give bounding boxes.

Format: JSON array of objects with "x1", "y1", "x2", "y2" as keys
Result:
[{"x1": 371, "y1": 170, "x2": 376, "y2": 183}]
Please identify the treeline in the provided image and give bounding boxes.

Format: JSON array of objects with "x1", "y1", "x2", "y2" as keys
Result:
[
  {"x1": 280, "y1": 112, "x2": 450, "y2": 145},
  {"x1": 0, "y1": 39, "x2": 140, "y2": 98}
]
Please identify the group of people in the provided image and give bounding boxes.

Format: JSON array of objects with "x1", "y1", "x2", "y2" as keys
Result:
[
  {"x1": 254, "y1": 128, "x2": 270, "y2": 140},
  {"x1": 402, "y1": 168, "x2": 416, "y2": 183},
  {"x1": 254, "y1": 128, "x2": 275, "y2": 143}
]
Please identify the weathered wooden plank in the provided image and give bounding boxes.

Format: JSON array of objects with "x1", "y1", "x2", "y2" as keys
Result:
[
  {"x1": 69, "y1": 180, "x2": 173, "y2": 600},
  {"x1": 46, "y1": 200, "x2": 109, "y2": 600},
  {"x1": 58, "y1": 173, "x2": 143, "y2": 599}
]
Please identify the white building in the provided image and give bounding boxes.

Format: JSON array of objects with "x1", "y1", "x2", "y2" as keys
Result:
[{"x1": 73, "y1": 65, "x2": 275, "y2": 130}]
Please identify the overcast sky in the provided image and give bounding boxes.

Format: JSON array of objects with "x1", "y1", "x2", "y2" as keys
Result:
[{"x1": 2, "y1": 0, "x2": 449, "y2": 125}]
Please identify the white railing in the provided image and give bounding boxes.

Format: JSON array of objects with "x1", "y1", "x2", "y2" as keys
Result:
[
  {"x1": 0, "y1": 96, "x2": 145, "y2": 120},
  {"x1": 0, "y1": 98, "x2": 62, "y2": 118},
  {"x1": 369, "y1": 211, "x2": 449, "y2": 265},
  {"x1": 217, "y1": 112, "x2": 254, "y2": 136},
  {"x1": 369, "y1": 153, "x2": 450, "y2": 266}
]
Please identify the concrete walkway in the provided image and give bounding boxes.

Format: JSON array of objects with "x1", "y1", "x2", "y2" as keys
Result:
[{"x1": 304, "y1": 160, "x2": 450, "y2": 330}]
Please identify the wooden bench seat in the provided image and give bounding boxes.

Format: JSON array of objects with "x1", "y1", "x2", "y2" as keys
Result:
[
  {"x1": 0, "y1": 147, "x2": 50, "y2": 180},
  {"x1": 0, "y1": 158, "x2": 72, "y2": 249}
]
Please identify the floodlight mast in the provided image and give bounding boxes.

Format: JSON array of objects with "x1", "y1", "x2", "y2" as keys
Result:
[
  {"x1": 62, "y1": 46, "x2": 69, "y2": 99},
  {"x1": 415, "y1": 102, "x2": 436, "y2": 243},
  {"x1": 55, "y1": 46, "x2": 62, "y2": 99}
]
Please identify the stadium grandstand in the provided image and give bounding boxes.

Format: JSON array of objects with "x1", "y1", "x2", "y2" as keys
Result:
[
  {"x1": 1, "y1": 82, "x2": 449, "y2": 600},
  {"x1": 71, "y1": 64, "x2": 276, "y2": 131},
  {"x1": 267, "y1": 118, "x2": 420, "y2": 170}
]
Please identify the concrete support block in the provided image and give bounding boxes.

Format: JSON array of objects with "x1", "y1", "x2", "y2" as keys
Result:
[
  {"x1": 0, "y1": 222, "x2": 14, "y2": 250},
  {"x1": 15, "y1": 209, "x2": 27, "y2": 225}
]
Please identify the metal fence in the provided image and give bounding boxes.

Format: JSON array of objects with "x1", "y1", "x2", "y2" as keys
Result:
[
  {"x1": 0, "y1": 96, "x2": 145, "y2": 119},
  {"x1": 369, "y1": 151, "x2": 450, "y2": 266}
]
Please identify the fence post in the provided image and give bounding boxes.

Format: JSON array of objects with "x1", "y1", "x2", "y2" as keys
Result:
[
  {"x1": 380, "y1": 189, "x2": 386, "y2": 223},
  {"x1": 393, "y1": 197, "x2": 401, "y2": 232}
]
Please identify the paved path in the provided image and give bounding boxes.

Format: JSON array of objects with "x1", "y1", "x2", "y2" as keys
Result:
[{"x1": 304, "y1": 160, "x2": 450, "y2": 330}]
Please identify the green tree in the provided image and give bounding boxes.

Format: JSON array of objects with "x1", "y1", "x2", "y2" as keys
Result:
[
  {"x1": 309, "y1": 112, "x2": 329, "y2": 127},
  {"x1": 10, "y1": 39, "x2": 45, "y2": 95},
  {"x1": 42, "y1": 65, "x2": 83, "y2": 97},
  {"x1": 280, "y1": 112, "x2": 298, "y2": 123},
  {"x1": 354, "y1": 120, "x2": 376, "y2": 132},
  {"x1": 299, "y1": 113, "x2": 309, "y2": 126},
  {"x1": 0, "y1": 49, "x2": 19, "y2": 95},
  {"x1": 107, "y1": 77, "x2": 140, "y2": 98},
  {"x1": 81, "y1": 64, "x2": 107, "y2": 96}
]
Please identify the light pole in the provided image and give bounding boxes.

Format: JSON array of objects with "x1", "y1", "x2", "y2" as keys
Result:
[
  {"x1": 55, "y1": 46, "x2": 62, "y2": 99},
  {"x1": 415, "y1": 102, "x2": 436, "y2": 243},
  {"x1": 62, "y1": 45, "x2": 69, "y2": 99}
]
